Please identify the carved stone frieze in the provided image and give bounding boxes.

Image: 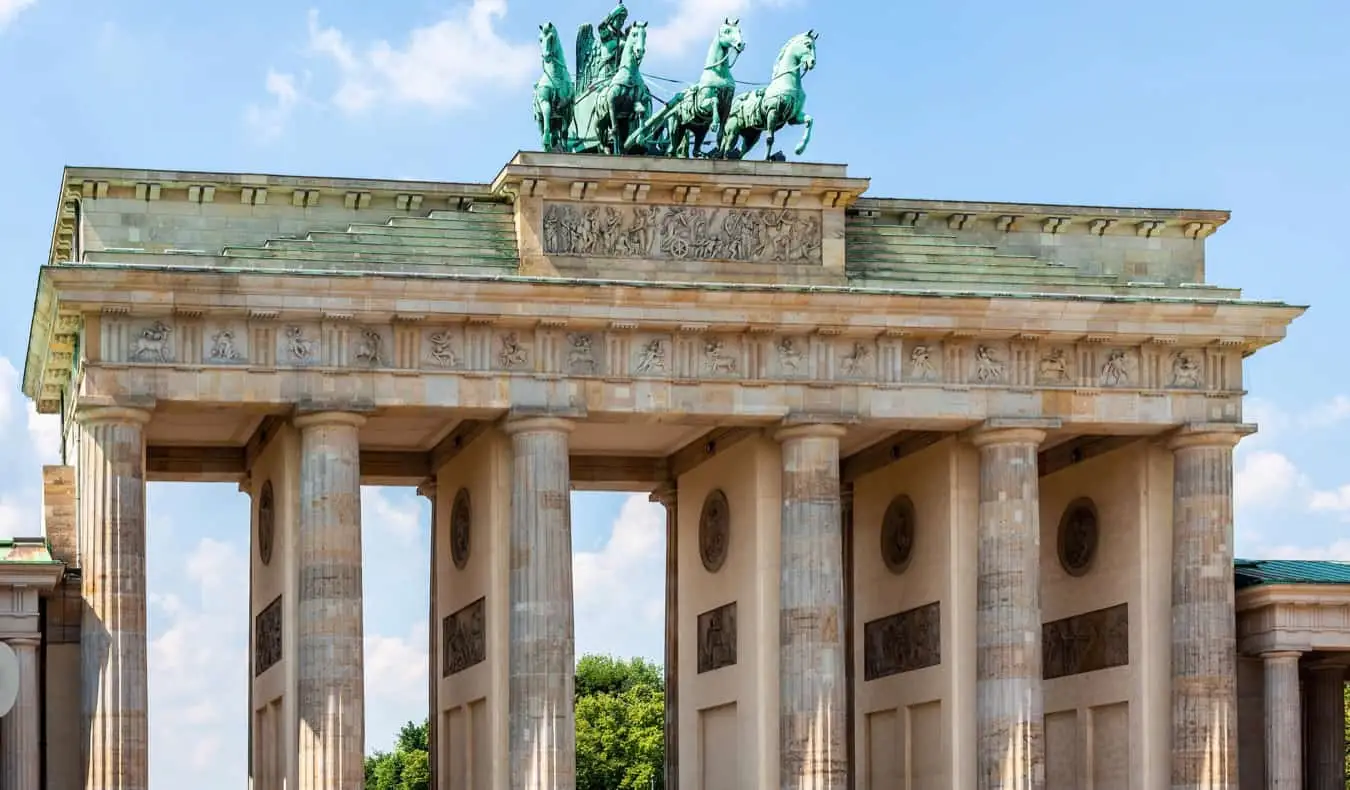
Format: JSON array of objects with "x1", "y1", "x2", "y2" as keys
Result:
[
  {"x1": 567, "y1": 332, "x2": 599, "y2": 374},
  {"x1": 908, "y1": 342, "x2": 940, "y2": 382},
  {"x1": 697, "y1": 601, "x2": 737, "y2": 673},
  {"x1": 633, "y1": 336, "x2": 670, "y2": 375},
  {"x1": 496, "y1": 331, "x2": 530, "y2": 371},
  {"x1": 699, "y1": 489, "x2": 730, "y2": 573},
  {"x1": 254, "y1": 594, "x2": 283, "y2": 677},
  {"x1": 283, "y1": 325, "x2": 318, "y2": 365},
  {"x1": 863, "y1": 601, "x2": 941, "y2": 681},
  {"x1": 442, "y1": 596, "x2": 487, "y2": 677},
  {"x1": 354, "y1": 327, "x2": 386, "y2": 367},
  {"x1": 1057, "y1": 498, "x2": 1099, "y2": 577},
  {"x1": 450, "y1": 488, "x2": 472, "y2": 571},
  {"x1": 1037, "y1": 346, "x2": 1073, "y2": 384},
  {"x1": 775, "y1": 336, "x2": 807, "y2": 377},
  {"x1": 1098, "y1": 347, "x2": 1137, "y2": 387},
  {"x1": 542, "y1": 202, "x2": 823, "y2": 264},
  {"x1": 880, "y1": 495, "x2": 916, "y2": 574},
  {"x1": 257, "y1": 481, "x2": 275, "y2": 567},
  {"x1": 1042, "y1": 603, "x2": 1129, "y2": 679},
  {"x1": 972, "y1": 343, "x2": 1006, "y2": 384},
  {"x1": 424, "y1": 327, "x2": 463, "y2": 368},
  {"x1": 208, "y1": 328, "x2": 245, "y2": 364},
  {"x1": 129, "y1": 320, "x2": 174, "y2": 363},
  {"x1": 838, "y1": 340, "x2": 875, "y2": 379},
  {"x1": 1170, "y1": 349, "x2": 1203, "y2": 388}
]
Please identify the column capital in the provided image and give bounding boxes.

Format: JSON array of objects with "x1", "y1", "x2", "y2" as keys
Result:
[
  {"x1": 4, "y1": 635, "x2": 40, "y2": 649},
  {"x1": 293, "y1": 410, "x2": 367, "y2": 430},
  {"x1": 774, "y1": 423, "x2": 848, "y2": 443},
  {"x1": 1262, "y1": 650, "x2": 1303, "y2": 662},
  {"x1": 1166, "y1": 422, "x2": 1256, "y2": 451},
  {"x1": 416, "y1": 477, "x2": 437, "y2": 500},
  {"x1": 502, "y1": 416, "x2": 575, "y2": 435},
  {"x1": 649, "y1": 482, "x2": 677, "y2": 508},
  {"x1": 74, "y1": 405, "x2": 152, "y2": 426},
  {"x1": 963, "y1": 417, "x2": 1060, "y2": 448}
]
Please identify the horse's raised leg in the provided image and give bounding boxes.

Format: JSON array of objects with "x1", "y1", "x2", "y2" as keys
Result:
[{"x1": 794, "y1": 113, "x2": 814, "y2": 156}]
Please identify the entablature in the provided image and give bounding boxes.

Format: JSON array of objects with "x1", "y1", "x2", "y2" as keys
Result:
[{"x1": 1237, "y1": 584, "x2": 1350, "y2": 655}]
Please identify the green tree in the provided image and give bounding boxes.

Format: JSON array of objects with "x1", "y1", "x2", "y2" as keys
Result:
[{"x1": 365, "y1": 719, "x2": 430, "y2": 790}]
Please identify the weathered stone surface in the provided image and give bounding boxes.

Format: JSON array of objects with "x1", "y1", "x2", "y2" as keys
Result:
[
  {"x1": 1262, "y1": 652, "x2": 1301, "y2": 790},
  {"x1": 75, "y1": 407, "x2": 152, "y2": 790},
  {"x1": 1041, "y1": 603, "x2": 1128, "y2": 680},
  {"x1": 696, "y1": 602, "x2": 737, "y2": 674},
  {"x1": 41, "y1": 466, "x2": 76, "y2": 567},
  {"x1": 1305, "y1": 663, "x2": 1346, "y2": 790},
  {"x1": 776, "y1": 423, "x2": 848, "y2": 790},
  {"x1": 1168, "y1": 424, "x2": 1248, "y2": 790},
  {"x1": 442, "y1": 597, "x2": 487, "y2": 677},
  {"x1": 863, "y1": 602, "x2": 941, "y2": 681},
  {"x1": 969, "y1": 423, "x2": 1047, "y2": 790},
  {"x1": 294, "y1": 411, "x2": 367, "y2": 790},
  {"x1": 254, "y1": 594, "x2": 283, "y2": 676},
  {"x1": 2, "y1": 638, "x2": 41, "y2": 790},
  {"x1": 649, "y1": 483, "x2": 679, "y2": 790},
  {"x1": 504, "y1": 417, "x2": 576, "y2": 790}
]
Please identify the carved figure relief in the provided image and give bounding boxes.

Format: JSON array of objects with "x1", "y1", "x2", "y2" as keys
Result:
[
  {"x1": 442, "y1": 597, "x2": 487, "y2": 677},
  {"x1": 1038, "y1": 348, "x2": 1071, "y2": 383},
  {"x1": 286, "y1": 326, "x2": 316, "y2": 363},
  {"x1": 699, "y1": 489, "x2": 731, "y2": 573},
  {"x1": 697, "y1": 601, "x2": 737, "y2": 674},
  {"x1": 427, "y1": 330, "x2": 460, "y2": 367},
  {"x1": 863, "y1": 602, "x2": 941, "y2": 681},
  {"x1": 635, "y1": 338, "x2": 667, "y2": 373},
  {"x1": 355, "y1": 328, "x2": 384, "y2": 366},
  {"x1": 450, "y1": 488, "x2": 472, "y2": 571},
  {"x1": 974, "y1": 345, "x2": 1004, "y2": 383},
  {"x1": 542, "y1": 202, "x2": 822, "y2": 264},
  {"x1": 840, "y1": 342, "x2": 872, "y2": 376},
  {"x1": 1057, "y1": 498, "x2": 1099, "y2": 577},
  {"x1": 568, "y1": 333, "x2": 598, "y2": 373},
  {"x1": 1042, "y1": 603, "x2": 1129, "y2": 680},
  {"x1": 254, "y1": 594, "x2": 283, "y2": 677},
  {"x1": 130, "y1": 321, "x2": 174, "y2": 363},
  {"x1": 909, "y1": 344, "x2": 937, "y2": 381},
  {"x1": 209, "y1": 329, "x2": 242, "y2": 363},
  {"x1": 1099, "y1": 349, "x2": 1132, "y2": 387},
  {"x1": 703, "y1": 339, "x2": 736, "y2": 375},
  {"x1": 257, "y1": 481, "x2": 275, "y2": 567},
  {"x1": 777, "y1": 337, "x2": 804, "y2": 372},
  {"x1": 1171, "y1": 350, "x2": 1202, "y2": 388},
  {"x1": 498, "y1": 332, "x2": 529, "y2": 369},
  {"x1": 880, "y1": 495, "x2": 916, "y2": 574}
]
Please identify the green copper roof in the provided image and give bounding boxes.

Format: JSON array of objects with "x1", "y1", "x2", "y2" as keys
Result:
[
  {"x1": 0, "y1": 538, "x2": 58, "y2": 564},
  {"x1": 1235, "y1": 558, "x2": 1350, "y2": 589}
]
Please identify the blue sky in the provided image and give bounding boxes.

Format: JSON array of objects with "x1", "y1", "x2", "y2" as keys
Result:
[{"x1": 0, "y1": 0, "x2": 1345, "y2": 786}]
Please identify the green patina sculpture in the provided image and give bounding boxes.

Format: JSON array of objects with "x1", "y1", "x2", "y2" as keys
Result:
[{"x1": 532, "y1": 2, "x2": 818, "y2": 161}]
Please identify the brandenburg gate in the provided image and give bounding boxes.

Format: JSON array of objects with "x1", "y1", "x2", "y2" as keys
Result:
[{"x1": 12, "y1": 8, "x2": 1317, "y2": 790}]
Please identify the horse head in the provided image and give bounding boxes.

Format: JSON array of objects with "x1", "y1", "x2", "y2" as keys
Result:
[
  {"x1": 623, "y1": 21, "x2": 648, "y2": 65},
  {"x1": 718, "y1": 17, "x2": 746, "y2": 56},
  {"x1": 538, "y1": 22, "x2": 563, "y2": 64},
  {"x1": 788, "y1": 30, "x2": 818, "y2": 75}
]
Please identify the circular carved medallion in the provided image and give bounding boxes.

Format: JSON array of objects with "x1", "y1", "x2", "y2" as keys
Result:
[
  {"x1": 880, "y1": 495, "x2": 916, "y2": 574},
  {"x1": 257, "y1": 481, "x2": 275, "y2": 567},
  {"x1": 699, "y1": 489, "x2": 731, "y2": 573},
  {"x1": 451, "y1": 488, "x2": 472, "y2": 571},
  {"x1": 1058, "y1": 498, "x2": 1099, "y2": 577}
]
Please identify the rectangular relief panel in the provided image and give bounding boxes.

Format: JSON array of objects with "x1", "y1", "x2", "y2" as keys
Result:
[
  {"x1": 443, "y1": 597, "x2": 487, "y2": 677},
  {"x1": 254, "y1": 594, "x2": 282, "y2": 677},
  {"x1": 863, "y1": 601, "x2": 941, "y2": 681},
  {"x1": 1042, "y1": 603, "x2": 1129, "y2": 680},
  {"x1": 697, "y1": 601, "x2": 737, "y2": 674}
]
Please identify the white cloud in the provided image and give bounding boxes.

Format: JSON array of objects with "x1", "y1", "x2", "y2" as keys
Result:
[
  {"x1": 243, "y1": 69, "x2": 302, "y2": 141},
  {"x1": 1234, "y1": 450, "x2": 1306, "y2": 511},
  {"x1": 362, "y1": 486, "x2": 423, "y2": 544},
  {"x1": 648, "y1": 0, "x2": 794, "y2": 60},
  {"x1": 0, "y1": 0, "x2": 36, "y2": 31},
  {"x1": 305, "y1": 1, "x2": 535, "y2": 114},
  {"x1": 364, "y1": 624, "x2": 430, "y2": 752},
  {"x1": 27, "y1": 404, "x2": 61, "y2": 465},
  {"x1": 574, "y1": 494, "x2": 666, "y2": 662}
]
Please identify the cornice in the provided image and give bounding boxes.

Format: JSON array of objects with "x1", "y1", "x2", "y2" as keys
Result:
[
  {"x1": 1237, "y1": 583, "x2": 1350, "y2": 611},
  {"x1": 852, "y1": 197, "x2": 1231, "y2": 241}
]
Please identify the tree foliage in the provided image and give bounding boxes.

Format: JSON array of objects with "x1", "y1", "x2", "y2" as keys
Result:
[{"x1": 365, "y1": 654, "x2": 664, "y2": 790}]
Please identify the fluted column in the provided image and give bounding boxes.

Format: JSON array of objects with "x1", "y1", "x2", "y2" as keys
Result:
[
  {"x1": 504, "y1": 417, "x2": 576, "y2": 790},
  {"x1": 293, "y1": 411, "x2": 367, "y2": 790},
  {"x1": 1262, "y1": 652, "x2": 1302, "y2": 790},
  {"x1": 1305, "y1": 662, "x2": 1346, "y2": 790},
  {"x1": 969, "y1": 423, "x2": 1048, "y2": 790},
  {"x1": 775, "y1": 423, "x2": 848, "y2": 790},
  {"x1": 76, "y1": 405, "x2": 152, "y2": 790},
  {"x1": 650, "y1": 482, "x2": 679, "y2": 790},
  {"x1": 1169, "y1": 424, "x2": 1250, "y2": 790},
  {"x1": 2, "y1": 637, "x2": 42, "y2": 790},
  {"x1": 417, "y1": 479, "x2": 439, "y2": 790}
]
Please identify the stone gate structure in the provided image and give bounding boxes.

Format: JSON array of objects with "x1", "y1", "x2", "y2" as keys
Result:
[{"x1": 14, "y1": 152, "x2": 1335, "y2": 790}]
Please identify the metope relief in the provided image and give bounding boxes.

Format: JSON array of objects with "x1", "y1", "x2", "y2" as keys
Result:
[
  {"x1": 254, "y1": 594, "x2": 283, "y2": 677},
  {"x1": 702, "y1": 338, "x2": 739, "y2": 376},
  {"x1": 442, "y1": 597, "x2": 487, "y2": 677},
  {"x1": 129, "y1": 320, "x2": 175, "y2": 363},
  {"x1": 353, "y1": 327, "x2": 387, "y2": 367},
  {"x1": 495, "y1": 331, "x2": 531, "y2": 371},
  {"x1": 774, "y1": 336, "x2": 807, "y2": 377},
  {"x1": 908, "y1": 342, "x2": 940, "y2": 382},
  {"x1": 207, "y1": 327, "x2": 246, "y2": 364},
  {"x1": 423, "y1": 326, "x2": 464, "y2": 369},
  {"x1": 1042, "y1": 603, "x2": 1129, "y2": 680},
  {"x1": 567, "y1": 333, "x2": 599, "y2": 374},
  {"x1": 1170, "y1": 350, "x2": 1203, "y2": 388},
  {"x1": 971, "y1": 343, "x2": 1007, "y2": 384},
  {"x1": 632, "y1": 335, "x2": 671, "y2": 375},
  {"x1": 1037, "y1": 347, "x2": 1073, "y2": 384},
  {"x1": 1098, "y1": 347, "x2": 1137, "y2": 387},
  {"x1": 837, "y1": 340, "x2": 875, "y2": 379},
  {"x1": 697, "y1": 601, "x2": 737, "y2": 674},
  {"x1": 283, "y1": 325, "x2": 318, "y2": 365},
  {"x1": 863, "y1": 601, "x2": 941, "y2": 681},
  {"x1": 541, "y1": 202, "x2": 823, "y2": 264}
]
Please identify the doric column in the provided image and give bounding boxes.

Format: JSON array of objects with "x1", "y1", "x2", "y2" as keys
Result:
[
  {"x1": 1262, "y1": 651, "x2": 1302, "y2": 790},
  {"x1": 649, "y1": 482, "x2": 679, "y2": 790},
  {"x1": 2, "y1": 637, "x2": 42, "y2": 790},
  {"x1": 968, "y1": 421, "x2": 1049, "y2": 790},
  {"x1": 293, "y1": 411, "x2": 367, "y2": 790},
  {"x1": 775, "y1": 423, "x2": 849, "y2": 790},
  {"x1": 417, "y1": 479, "x2": 439, "y2": 790},
  {"x1": 503, "y1": 417, "x2": 576, "y2": 790},
  {"x1": 76, "y1": 405, "x2": 152, "y2": 790},
  {"x1": 1168, "y1": 423, "x2": 1251, "y2": 790},
  {"x1": 1305, "y1": 662, "x2": 1346, "y2": 790},
  {"x1": 841, "y1": 482, "x2": 857, "y2": 790}
]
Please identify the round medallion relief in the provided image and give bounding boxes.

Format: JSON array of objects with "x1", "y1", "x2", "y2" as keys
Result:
[
  {"x1": 257, "y1": 481, "x2": 275, "y2": 567},
  {"x1": 1058, "y1": 498, "x2": 1099, "y2": 577},
  {"x1": 699, "y1": 489, "x2": 731, "y2": 573},
  {"x1": 451, "y1": 488, "x2": 472, "y2": 571},
  {"x1": 880, "y1": 494, "x2": 916, "y2": 574}
]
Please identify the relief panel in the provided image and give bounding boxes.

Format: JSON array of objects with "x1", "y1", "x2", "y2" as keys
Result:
[
  {"x1": 771, "y1": 335, "x2": 810, "y2": 379},
  {"x1": 541, "y1": 202, "x2": 823, "y2": 264},
  {"x1": 442, "y1": 596, "x2": 487, "y2": 677},
  {"x1": 629, "y1": 332, "x2": 673, "y2": 376},
  {"x1": 697, "y1": 601, "x2": 737, "y2": 674},
  {"x1": 834, "y1": 338, "x2": 878, "y2": 381},
  {"x1": 1037, "y1": 344, "x2": 1076, "y2": 386},
  {"x1": 906, "y1": 340, "x2": 942, "y2": 383},
  {"x1": 254, "y1": 594, "x2": 283, "y2": 677},
  {"x1": 968, "y1": 341, "x2": 1009, "y2": 385},
  {"x1": 206, "y1": 324, "x2": 249, "y2": 365},
  {"x1": 1042, "y1": 603, "x2": 1129, "y2": 680},
  {"x1": 278, "y1": 323, "x2": 321, "y2": 367},
  {"x1": 863, "y1": 601, "x2": 941, "y2": 681},
  {"x1": 423, "y1": 324, "x2": 466, "y2": 369}
]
